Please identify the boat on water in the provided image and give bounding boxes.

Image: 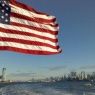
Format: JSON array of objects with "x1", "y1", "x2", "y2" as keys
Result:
[{"x1": 83, "y1": 83, "x2": 92, "y2": 86}]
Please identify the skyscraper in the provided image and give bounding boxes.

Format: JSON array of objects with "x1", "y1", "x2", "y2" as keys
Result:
[
  {"x1": 2, "y1": 68, "x2": 6, "y2": 82},
  {"x1": 81, "y1": 71, "x2": 85, "y2": 80},
  {"x1": 70, "y1": 71, "x2": 77, "y2": 78}
]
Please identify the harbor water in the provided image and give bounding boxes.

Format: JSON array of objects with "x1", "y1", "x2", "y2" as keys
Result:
[{"x1": 0, "y1": 82, "x2": 95, "y2": 95}]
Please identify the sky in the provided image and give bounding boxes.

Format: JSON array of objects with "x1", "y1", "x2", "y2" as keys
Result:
[{"x1": 0, "y1": 0, "x2": 95, "y2": 81}]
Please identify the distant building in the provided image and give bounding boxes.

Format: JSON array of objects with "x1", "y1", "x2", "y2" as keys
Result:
[
  {"x1": 0, "y1": 75, "x2": 2, "y2": 81},
  {"x1": 2, "y1": 68, "x2": 6, "y2": 82},
  {"x1": 87, "y1": 74, "x2": 91, "y2": 81},
  {"x1": 92, "y1": 72, "x2": 95, "y2": 81},
  {"x1": 70, "y1": 71, "x2": 77, "y2": 78},
  {"x1": 81, "y1": 71, "x2": 85, "y2": 80}
]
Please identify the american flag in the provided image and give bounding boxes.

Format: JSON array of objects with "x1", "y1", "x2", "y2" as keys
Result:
[{"x1": 0, "y1": 0, "x2": 62, "y2": 55}]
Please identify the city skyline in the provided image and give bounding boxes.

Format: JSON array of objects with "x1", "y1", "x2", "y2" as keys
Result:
[
  {"x1": 0, "y1": 67, "x2": 95, "y2": 81},
  {"x1": 0, "y1": 0, "x2": 95, "y2": 81},
  {"x1": 0, "y1": 67, "x2": 95, "y2": 82},
  {"x1": 29, "y1": 70, "x2": 95, "y2": 82}
]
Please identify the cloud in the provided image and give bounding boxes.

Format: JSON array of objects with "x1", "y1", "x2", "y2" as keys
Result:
[
  {"x1": 50, "y1": 66, "x2": 65, "y2": 71},
  {"x1": 69, "y1": 69, "x2": 77, "y2": 71},
  {"x1": 8, "y1": 73, "x2": 36, "y2": 77},
  {"x1": 16, "y1": 70, "x2": 21, "y2": 72},
  {"x1": 40, "y1": 66, "x2": 66, "y2": 71},
  {"x1": 79, "y1": 65, "x2": 95, "y2": 69},
  {"x1": 40, "y1": 67, "x2": 50, "y2": 69}
]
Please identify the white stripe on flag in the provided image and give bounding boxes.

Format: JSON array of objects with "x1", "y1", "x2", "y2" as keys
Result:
[
  {"x1": 10, "y1": 17, "x2": 59, "y2": 31},
  {"x1": 10, "y1": 4, "x2": 55, "y2": 20},
  {"x1": 0, "y1": 23, "x2": 58, "y2": 39},
  {"x1": 0, "y1": 42, "x2": 59, "y2": 52},
  {"x1": 0, "y1": 32, "x2": 58, "y2": 46}
]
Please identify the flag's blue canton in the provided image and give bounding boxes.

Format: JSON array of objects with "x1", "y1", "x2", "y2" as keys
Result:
[{"x1": 0, "y1": 0, "x2": 11, "y2": 24}]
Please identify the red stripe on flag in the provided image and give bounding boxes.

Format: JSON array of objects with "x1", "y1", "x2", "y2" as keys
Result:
[
  {"x1": 0, "y1": 27, "x2": 58, "y2": 42},
  {"x1": 11, "y1": 12, "x2": 56, "y2": 24},
  {"x1": 0, "y1": 37, "x2": 59, "y2": 49},
  {"x1": 9, "y1": 0, "x2": 55, "y2": 19},
  {"x1": 0, "y1": 46, "x2": 62, "y2": 55},
  {"x1": 10, "y1": 22, "x2": 58, "y2": 35}
]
